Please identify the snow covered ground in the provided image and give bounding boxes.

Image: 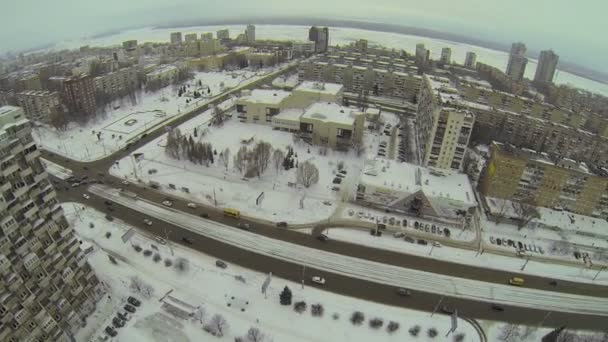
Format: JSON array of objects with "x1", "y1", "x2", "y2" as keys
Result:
[
  {"x1": 51, "y1": 25, "x2": 608, "y2": 96},
  {"x1": 65, "y1": 202, "x2": 480, "y2": 342},
  {"x1": 32, "y1": 68, "x2": 284, "y2": 162},
  {"x1": 109, "y1": 109, "x2": 381, "y2": 224},
  {"x1": 40, "y1": 157, "x2": 73, "y2": 180},
  {"x1": 307, "y1": 227, "x2": 608, "y2": 285}
]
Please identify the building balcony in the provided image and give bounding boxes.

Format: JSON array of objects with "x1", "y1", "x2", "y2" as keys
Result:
[
  {"x1": 24, "y1": 205, "x2": 38, "y2": 220},
  {"x1": 14, "y1": 185, "x2": 28, "y2": 199},
  {"x1": 20, "y1": 166, "x2": 33, "y2": 178},
  {"x1": 34, "y1": 170, "x2": 47, "y2": 184},
  {"x1": 44, "y1": 241, "x2": 57, "y2": 255},
  {"x1": 42, "y1": 190, "x2": 56, "y2": 203},
  {"x1": 25, "y1": 148, "x2": 41, "y2": 162},
  {"x1": 70, "y1": 285, "x2": 83, "y2": 297},
  {"x1": 0, "y1": 180, "x2": 10, "y2": 192}
]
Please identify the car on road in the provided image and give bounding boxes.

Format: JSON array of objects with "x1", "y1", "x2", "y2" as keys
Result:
[
  {"x1": 393, "y1": 232, "x2": 404, "y2": 238},
  {"x1": 127, "y1": 296, "x2": 141, "y2": 307},
  {"x1": 311, "y1": 276, "x2": 326, "y2": 285},
  {"x1": 396, "y1": 288, "x2": 411, "y2": 296},
  {"x1": 276, "y1": 222, "x2": 288, "y2": 228},
  {"x1": 105, "y1": 326, "x2": 118, "y2": 337},
  {"x1": 71, "y1": 182, "x2": 80, "y2": 187},
  {"x1": 404, "y1": 236, "x2": 415, "y2": 243},
  {"x1": 316, "y1": 234, "x2": 329, "y2": 242},
  {"x1": 121, "y1": 180, "x2": 129, "y2": 185},
  {"x1": 143, "y1": 219, "x2": 152, "y2": 226},
  {"x1": 104, "y1": 200, "x2": 112, "y2": 206},
  {"x1": 417, "y1": 239, "x2": 428, "y2": 245},
  {"x1": 112, "y1": 317, "x2": 125, "y2": 328},
  {"x1": 105, "y1": 215, "x2": 114, "y2": 221},
  {"x1": 124, "y1": 304, "x2": 136, "y2": 313},
  {"x1": 440, "y1": 305, "x2": 455, "y2": 314},
  {"x1": 215, "y1": 260, "x2": 228, "y2": 269},
  {"x1": 155, "y1": 236, "x2": 166, "y2": 245},
  {"x1": 237, "y1": 222, "x2": 251, "y2": 230},
  {"x1": 509, "y1": 277, "x2": 525, "y2": 286},
  {"x1": 187, "y1": 202, "x2": 197, "y2": 208},
  {"x1": 182, "y1": 237, "x2": 193, "y2": 244},
  {"x1": 162, "y1": 200, "x2": 173, "y2": 207},
  {"x1": 491, "y1": 304, "x2": 505, "y2": 312},
  {"x1": 432, "y1": 241, "x2": 442, "y2": 248},
  {"x1": 82, "y1": 194, "x2": 90, "y2": 199},
  {"x1": 199, "y1": 213, "x2": 209, "y2": 218}
]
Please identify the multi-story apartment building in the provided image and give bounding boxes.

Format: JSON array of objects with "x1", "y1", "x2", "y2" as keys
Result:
[
  {"x1": 145, "y1": 65, "x2": 179, "y2": 87},
  {"x1": 0, "y1": 106, "x2": 103, "y2": 342},
  {"x1": 246, "y1": 25, "x2": 256, "y2": 43},
  {"x1": 15, "y1": 90, "x2": 61, "y2": 123},
  {"x1": 506, "y1": 42, "x2": 528, "y2": 81},
  {"x1": 416, "y1": 75, "x2": 475, "y2": 171},
  {"x1": 201, "y1": 32, "x2": 213, "y2": 41},
  {"x1": 93, "y1": 66, "x2": 139, "y2": 98},
  {"x1": 415, "y1": 43, "x2": 429, "y2": 63},
  {"x1": 480, "y1": 141, "x2": 608, "y2": 217},
  {"x1": 308, "y1": 26, "x2": 329, "y2": 53},
  {"x1": 62, "y1": 74, "x2": 96, "y2": 117},
  {"x1": 184, "y1": 33, "x2": 198, "y2": 43},
  {"x1": 216, "y1": 29, "x2": 230, "y2": 40},
  {"x1": 122, "y1": 40, "x2": 138, "y2": 52},
  {"x1": 534, "y1": 50, "x2": 559, "y2": 84},
  {"x1": 170, "y1": 32, "x2": 182, "y2": 44},
  {"x1": 440, "y1": 47, "x2": 452, "y2": 64},
  {"x1": 464, "y1": 52, "x2": 477, "y2": 68}
]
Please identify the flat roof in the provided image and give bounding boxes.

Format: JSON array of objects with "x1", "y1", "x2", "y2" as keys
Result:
[
  {"x1": 148, "y1": 64, "x2": 178, "y2": 76},
  {"x1": 360, "y1": 158, "x2": 476, "y2": 206},
  {"x1": 241, "y1": 89, "x2": 291, "y2": 105},
  {"x1": 273, "y1": 108, "x2": 304, "y2": 121},
  {"x1": 295, "y1": 81, "x2": 343, "y2": 95},
  {"x1": 301, "y1": 102, "x2": 358, "y2": 126}
]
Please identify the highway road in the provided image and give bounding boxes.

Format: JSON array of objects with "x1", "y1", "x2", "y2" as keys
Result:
[{"x1": 58, "y1": 183, "x2": 608, "y2": 329}]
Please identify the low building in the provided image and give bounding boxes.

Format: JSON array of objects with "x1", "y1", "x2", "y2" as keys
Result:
[
  {"x1": 479, "y1": 142, "x2": 608, "y2": 217},
  {"x1": 299, "y1": 102, "x2": 365, "y2": 149},
  {"x1": 16, "y1": 90, "x2": 61, "y2": 122},
  {"x1": 356, "y1": 158, "x2": 477, "y2": 220},
  {"x1": 285, "y1": 81, "x2": 343, "y2": 107},
  {"x1": 236, "y1": 89, "x2": 292, "y2": 123},
  {"x1": 145, "y1": 64, "x2": 179, "y2": 87},
  {"x1": 122, "y1": 40, "x2": 138, "y2": 52}
]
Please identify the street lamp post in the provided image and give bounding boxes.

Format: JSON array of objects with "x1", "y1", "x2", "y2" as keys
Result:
[
  {"x1": 538, "y1": 311, "x2": 552, "y2": 327},
  {"x1": 521, "y1": 257, "x2": 530, "y2": 271},
  {"x1": 164, "y1": 228, "x2": 174, "y2": 256},
  {"x1": 431, "y1": 295, "x2": 444, "y2": 317},
  {"x1": 593, "y1": 266, "x2": 607, "y2": 281}
]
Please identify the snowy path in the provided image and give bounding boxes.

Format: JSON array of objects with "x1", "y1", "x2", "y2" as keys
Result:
[{"x1": 89, "y1": 184, "x2": 608, "y2": 317}]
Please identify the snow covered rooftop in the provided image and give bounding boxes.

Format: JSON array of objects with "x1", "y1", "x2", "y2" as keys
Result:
[
  {"x1": 273, "y1": 108, "x2": 304, "y2": 121},
  {"x1": 360, "y1": 158, "x2": 476, "y2": 206},
  {"x1": 147, "y1": 64, "x2": 178, "y2": 76},
  {"x1": 460, "y1": 75, "x2": 492, "y2": 89},
  {"x1": 240, "y1": 89, "x2": 291, "y2": 105},
  {"x1": 294, "y1": 81, "x2": 343, "y2": 95},
  {"x1": 301, "y1": 102, "x2": 359, "y2": 126}
]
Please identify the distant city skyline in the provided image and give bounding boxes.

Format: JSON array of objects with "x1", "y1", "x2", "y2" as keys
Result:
[{"x1": 1, "y1": 0, "x2": 606, "y2": 75}]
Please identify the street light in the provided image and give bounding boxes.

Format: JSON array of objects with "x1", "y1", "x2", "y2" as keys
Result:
[
  {"x1": 164, "y1": 228, "x2": 174, "y2": 256},
  {"x1": 593, "y1": 266, "x2": 607, "y2": 281}
]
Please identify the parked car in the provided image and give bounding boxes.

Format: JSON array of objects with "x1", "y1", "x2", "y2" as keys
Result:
[
  {"x1": 311, "y1": 276, "x2": 326, "y2": 285},
  {"x1": 417, "y1": 239, "x2": 428, "y2": 245},
  {"x1": 104, "y1": 200, "x2": 113, "y2": 206},
  {"x1": 181, "y1": 237, "x2": 193, "y2": 244},
  {"x1": 339, "y1": 170, "x2": 347, "y2": 175},
  {"x1": 215, "y1": 260, "x2": 228, "y2": 269},
  {"x1": 162, "y1": 200, "x2": 173, "y2": 207},
  {"x1": 121, "y1": 180, "x2": 129, "y2": 185},
  {"x1": 237, "y1": 222, "x2": 251, "y2": 230},
  {"x1": 124, "y1": 304, "x2": 136, "y2": 313},
  {"x1": 105, "y1": 215, "x2": 114, "y2": 222},
  {"x1": 187, "y1": 202, "x2": 197, "y2": 208},
  {"x1": 105, "y1": 326, "x2": 117, "y2": 337},
  {"x1": 143, "y1": 219, "x2": 152, "y2": 226},
  {"x1": 117, "y1": 312, "x2": 130, "y2": 321},
  {"x1": 332, "y1": 178, "x2": 342, "y2": 184},
  {"x1": 393, "y1": 232, "x2": 404, "y2": 238},
  {"x1": 331, "y1": 186, "x2": 340, "y2": 191},
  {"x1": 199, "y1": 213, "x2": 209, "y2": 218},
  {"x1": 71, "y1": 182, "x2": 80, "y2": 187},
  {"x1": 491, "y1": 304, "x2": 505, "y2": 312},
  {"x1": 127, "y1": 296, "x2": 141, "y2": 307},
  {"x1": 404, "y1": 236, "x2": 415, "y2": 243},
  {"x1": 112, "y1": 317, "x2": 125, "y2": 328},
  {"x1": 82, "y1": 194, "x2": 90, "y2": 199},
  {"x1": 432, "y1": 241, "x2": 442, "y2": 248},
  {"x1": 276, "y1": 222, "x2": 288, "y2": 228},
  {"x1": 396, "y1": 288, "x2": 411, "y2": 296}
]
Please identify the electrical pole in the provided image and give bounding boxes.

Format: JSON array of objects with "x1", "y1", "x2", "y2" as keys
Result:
[
  {"x1": 538, "y1": 311, "x2": 552, "y2": 327},
  {"x1": 164, "y1": 228, "x2": 174, "y2": 256},
  {"x1": 521, "y1": 257, "x2": 530, "y2": 271},
  {"x1": 593, "y1": 266, "x2": 606, "y2": 281},
  {"x1": 431, "y1": 296, "x2": 444, "y2": 317}
]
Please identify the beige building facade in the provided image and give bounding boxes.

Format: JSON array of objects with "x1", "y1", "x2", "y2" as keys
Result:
[{"x1": 15, "y1": 91, "x2": 61, "y2": 122}]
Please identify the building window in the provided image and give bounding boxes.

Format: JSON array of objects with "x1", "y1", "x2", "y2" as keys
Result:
[{"x1": 236, "y1": 104, "x2": 246, "y2": 113}]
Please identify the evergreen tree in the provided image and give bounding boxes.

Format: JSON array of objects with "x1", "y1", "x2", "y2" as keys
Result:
[
  {"x1": 279, "y1": 286, "x2": 292, "y2": 306},
  {"x1": 193, "y1": 127, "x2": 198, "y2": 137},
  {"x1": 289, "y1": 158, "x2": 295, "y2": 169}
]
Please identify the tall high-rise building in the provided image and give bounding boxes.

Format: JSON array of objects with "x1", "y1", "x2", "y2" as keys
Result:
[
  {"x1": 308, "y1": 26, "x2": 329, "y2": 53},
  {"x1": 506, "y1": 42, "x2": 527, "y2": 81},
  {"x1": 0, "y1": 106, "x2": 102, "y2": 342},
  {"x1": 184, "y1": 33, "x2": 198, "y2": 43},
  {"x1": 534, "y1": 50, "x2": 559, "y2": 84},
  {"x1": 440, "y1": 47, "x2": 452, "y2": 64},
  {"x1": 415, "y1": 43, "x2": 428, "y2": 62},
  {"x1": 216, "y1": 29, "x2": 230, "y2": 40},
  {"x1": 246, "y1": 24, "x2": 256, "y2": 43},
  {"x1": 170, "y1": 32, "x2": 182, "y2": 44},
  {"x1": 464, "y1": 52, "x2": 477, "y2": 68},
  {"x1": 62, "y1": 74, "x2": 96, "y2": 117}
]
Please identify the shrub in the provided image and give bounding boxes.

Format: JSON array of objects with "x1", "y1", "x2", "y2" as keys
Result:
[
  {"x1": 454, "y1": 333, "x2": 466, "y2": 342},
  {"x1": 409, "y1": 325, "x2": 421, "y2": 337},
  {"x1": 164, "y1": 259, "x2": 173, "y2": 267},
  {"x1": 387, "y1": 321, "x2": 400, "y2": 334},
  {"x1": 105, "y1": 232, "x2": 112, "y2": 239},
  {"x1": 350, "y1": 311, "x2": 365, "y2": 326},
  {"x1": 369, "y1": 318, "x2": 384, "y2": 329},
  {"x1": 311, "y1": 304, "x2": 324, "y2": 317},
  {"x1": 153, "y1": 253, "x2": 162, "y2": 263},
  {"x1": 143, "y1": 250, "x2": 152, "y2": 257},
  {"x1": 332, "y1": 313, "x2": 340, "y2": 321},
  {"x1": 294, "y1": 301, "x2": 307, "y2": 314},
  {"x1": 279, "y1": 286, "x2": 292, "y2": 306},
  {"x1": 174, "y1": 257, "x2": 189, "y2": 273},
  {"x1": 428, "y1": 328, "x2": 438, "y2": 338},
  {"x1": 133, "y1": 245, "x2": 142, "y2": 252}
]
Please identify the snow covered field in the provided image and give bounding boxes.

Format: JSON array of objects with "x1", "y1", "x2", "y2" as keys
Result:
[
  {"x1": 52, "y1": 25, "x2": 608, "y2": 96},
  {"x1": 33, "y1": 69, "x2": 281, "y2": 161},
  {"x1": 109, "y1": 110, "x2": 378, "y2": 223},
  {"x1": 310, "y1": 227, "x2": 608, "y2": 285},
  {"x1": 65, "y1": 203, "x2": 480, "y2": 342}
]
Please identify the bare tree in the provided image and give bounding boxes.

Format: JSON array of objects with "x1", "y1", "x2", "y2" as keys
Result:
[
  {"x1": 204, "y1": 314, "x2": 229, "y2": 337},
  {"x1": 129, "y1": 276, "x2": 154, "y2": 299},
  {"x1": 246, "y1": 327, "x2": 265, "y2": 342},
  {"x1": 48, "y1": 109, "x2": 69, "y2": 131},
  {"x1": 296, "y1": 161, "x2": 319, "y2": 188},
  {"x1": 251, "y1": 141, "x2": 273, "y2": 177},
  {"x1": 272, "y1": 149, "x2": 285, "y2": 173},
  {"x1": 493, "y1": 199, "x2": 510, "y2": 224},
  {"x1": 165, "y1": 128, "x2": 182, "y2": 159},
  {"x1": 514, "y1": 198, "x2": 540, "y2": 230},
  {"x1": 219, "y1": 147, "x2": 231, "y2": 170},
  {"x1": 234, "y1": 146, "x2": 249, "y2": 174},
  {"x1": 497, "y1": 324, "x2": 521, "y2": 342}
]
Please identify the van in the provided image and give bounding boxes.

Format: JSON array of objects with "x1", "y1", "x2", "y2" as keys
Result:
[
  {"x1": 223, "y1": 208, "x2": 240, "y2": 219},
  {"x1": 509, "y1": 277, "x2": 525, "y2": 286}
]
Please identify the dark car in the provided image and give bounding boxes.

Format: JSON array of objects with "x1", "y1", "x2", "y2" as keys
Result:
[
  {"x1": 404, "y1": 236, "x2": 415, "y2": 243},
  {"x1": 396, "y1": 288, "x2": 411, "y2": 296},
  {"x1": 440, "y1": 305, "x2": 455, "y2": 314},
  {"x1": 104, "y1": 200, "x2": 112, "y2": 206},
  {"x1": 276, "y1": 221, "x2": 288, "y2": 228},
  {"x1": 105, "y1": 326, "x2": 117, "y2": 337},
  {"x1": 417, "y1": 239, "x2": 428, "y2": 245},
  {"x1": 117, "y1": 312, "x2": 130, "y2": 321},
  {"x1": 112, "y1": 317, "x2": 125, "y2": 328},
  {"x1": 182, "y1": 237, "x2": 194, "y2": 244},
  {"x1": 124, "y1": 304, "x2": 136, "y2": 313},
  {"x1": 105, "y1": 215, "x2": 114, "y2": 221},
  {"x1": 332, "y1": 178, "x2": 342, "y2": 184},
  {"x1": 215, "y1": 260, "x2": 228, "y2": 269},
  {"x1": 316, "y1": 234, "x2": 329, "y2": 242},
  {"x1": 127, "y1": 296, "x2": 141, "y2": 307},
  {"x1": 491, "y1": 304, "x2": 505, "y2": 312},
  {"x1": 199, "y1": 213, "x2": 209, "y2": 218}
]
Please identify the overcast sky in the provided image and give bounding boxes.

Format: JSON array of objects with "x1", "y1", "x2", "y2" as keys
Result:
[{"x1": 2, "y1": 0, "x2": 606, "y2": 72}]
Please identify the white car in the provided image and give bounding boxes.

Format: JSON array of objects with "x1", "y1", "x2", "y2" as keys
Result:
[
  {"x1": 155, "y1": 236, "x2": 166, "y2": 245},
  {"x1": 162, "y1": 200, "x2": 173, "y2": 207},
  {"x1": 121, "y1": 180, "x2": 129, "y2": 185},
  {"x1": 143, "y1": 219, "x2": 152, "y2": 226},
  {"x1": 311, "y1": 276, "x2": 326, "y2": 285},
  {"x1": 187, "y1": 202, "x2": 197, "y2": 209},
  {"x1": 82, "y1": 194, "x2": 90, "y2": 199},
  {"x1": 432, "y1": 241, "x2": 442, "y2": 248}
]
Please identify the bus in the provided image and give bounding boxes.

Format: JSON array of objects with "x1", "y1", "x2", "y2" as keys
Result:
[{"x1": 223, "y1": 208, "x2": 240, "y2": 219}]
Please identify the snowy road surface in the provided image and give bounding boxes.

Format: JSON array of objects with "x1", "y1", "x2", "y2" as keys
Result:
[{"x1": 89, "y1": 184, "x2": 608, "y2": 317}]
